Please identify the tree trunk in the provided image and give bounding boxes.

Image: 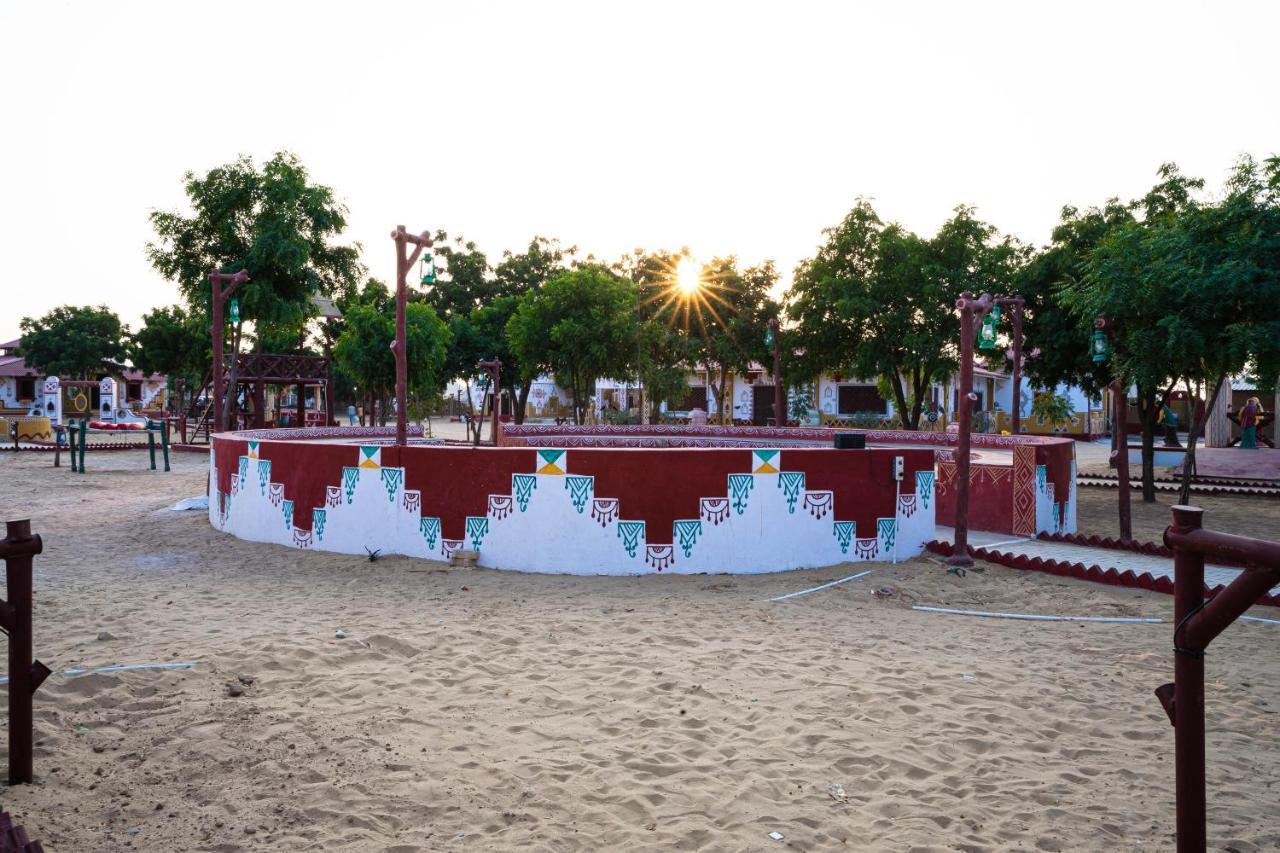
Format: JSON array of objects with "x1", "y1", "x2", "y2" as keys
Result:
[
  {"x1": 515, "y1": 379, "x2": 533, "y2": 425},
  {"x1": 909, "y1": 369, "x2": 930, "y2": 431},
  {"x1": 889, "y1": 373, "x2": 910, "y2": 430},
  {"x1": 570, "y1": 368, "x2": 582, "y2": 426},
  {"x1": 1179, "y1": 375, "x2": 1225, "y2": 505},
  {"x1": 1138, "y1": 392, "x2": 1158, "y2": 503},
  {"x1": 1203, "y1": 384, "x2": 1232, "y2": 447},
  {"x1": 706, "y1": 365, "x2": 725, "y2": 425},
  {"x1": 462, "y1": 379, "x2": 479, "y2": 443}
]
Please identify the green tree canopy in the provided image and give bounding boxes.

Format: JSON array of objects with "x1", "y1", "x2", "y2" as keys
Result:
[
  {"x1": 1061, "y1": 158, "x2": 1280, "y2": 501},
  {"x1": 333, "y1": 300, "x2": 451, "y2": 424},
  {"x1": 147, "y1": 151, "x2": 364, "y2": 416},
  {"x1": 1017, "y1": 200, "x2": 1137, "y2": 399},
  {"x1": 787, "y1": 200, "x2": 1021, "y2": 428},
  {"x1": 507, "y1": 265, "x2": 638, "y2": 424},
  {"x1": 130, "y1": 305, "x2": 210, "y2": 396},
  {"x1": 683, "y1": 256, "x2": 779, "y2": 423},
  {"x1": 147, "y1": 152, "x2": 363, "y2": 327},
  {"x1": 423, "y1": 233, "x2": 578, "y2": 423},
  {"x1": 19, "y1": 305, "x2": 127, "y2": 379},
  {"x1": 617, "y1": 249, "x2": 697, "y2": 422}
]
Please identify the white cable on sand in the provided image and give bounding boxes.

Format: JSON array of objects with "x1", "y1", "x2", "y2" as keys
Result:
[
  {"x1": 911, "y1": 605, "x2": 1161, "y2": 623},
  {"x1": 1241, "y1": 615, "x2": 1280, "y2": 625},
  {"x1": 0, "y1": 661, "x2": 197, "y2": 684},
  {"x1": 769, "y1": 570, "x2": 873, "y2": 602}
]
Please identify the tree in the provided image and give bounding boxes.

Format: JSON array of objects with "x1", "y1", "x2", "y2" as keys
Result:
[
  {"x1": 19, "y1": 305, "x2": 127, "y2": 379},
  {"x1": 683, "y1": 256, "x2": 779, "y2": 424},
  {"x1": 617, "y1": 249, "x2": 695, "y2": 423},
  {"x1": 147, "y1": 151, "x2": 363, "y2": 420},
  {"x1": 424, "y1": 231, "x2": 495, "y2": 318},
  {"x1": 1063, "y1": 158, "x2": 1280, "y2": 503},
  {"x1": 1017, "y1": 201, "x2": 1137, "y2": 400},
  {"x1": 426, "y1": 233, "x2": 577, "y2": 424},
  {"x1": 131, "y1": 305, "x2": 210, "y2": 407},
  {"x1": 788, "y1": 201, "x2": 1021, "y2": 429},
  {"x1": 1031, "y1": 392, "x2": 1075, "y2": 430},
  {"x1": 507, "y1": 266, "x2": 638, "y2": 425},
  {"x1": 441, "y1": 311, "x2": 499, "y2": 441},
  {"x1": 333, "y1": 300, "x2": 450, "y2": 426},
  {"x1": 491, "y1": 237, "x2": 577, "y2": 421}
]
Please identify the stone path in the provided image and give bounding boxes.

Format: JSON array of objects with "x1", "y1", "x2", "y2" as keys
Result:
[{"x1": 934, "y1": 526, "x2": 1280, "y2": 598}]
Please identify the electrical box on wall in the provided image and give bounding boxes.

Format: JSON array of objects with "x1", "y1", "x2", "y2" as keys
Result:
[{"x1": 893, "y1": 456, "x2": 904, "y2": 481}]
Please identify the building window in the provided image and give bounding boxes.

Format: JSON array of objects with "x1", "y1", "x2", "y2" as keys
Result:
[
  {"x1": 667, "y1": 386, "x2": 707, "y2": 411},
  {"x1": 127, "y1": 382, "x2": 142, "y2": 401},
  {"x1": 837, "y1": 384, "x2": 885, "y2": 415},
  {"x1": 17, "y1": 378, "x2": 36, "y2": 401}
]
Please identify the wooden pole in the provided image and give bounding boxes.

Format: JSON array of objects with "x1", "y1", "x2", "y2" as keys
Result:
[
  {"x1": 390, "y1": 226, "x2": 433, "y2": 447},
  {"x1": 0, "y1": 519, "x2": 49, "y2": 785},
  {"x1": 949, "y1": 291, "x2": 991, "y2": 569},
  {"x1": 208, "y1": 270, "x2": 249, "y2": 434},
  {"x1": 478, "y1": 360, "x2": 502, "y2": 444},
  {"x1": 1008, "y1": 297, "x2": 1024, "y2": 435}
]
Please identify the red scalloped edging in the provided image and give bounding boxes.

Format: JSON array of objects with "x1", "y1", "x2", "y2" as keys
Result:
[
  {"x1": 923, "y1": 540, "x2": 1279, "y2": 608},
  {"x1": 1034, "y1": 530, "x2": 1255, "y2": 569},
  {"x1": 1080, "y1": 473, "x2": 1278, "y2": 488},
  {"x1": 12, "y1": 442, "x2": 149, "y2": 452},
  {"x1": 1075, "y1": 478, "x2": 1280, "y2": 498},
  {"x1": 1036, "y1": 530, "x2": 1174, "y2": 557}
]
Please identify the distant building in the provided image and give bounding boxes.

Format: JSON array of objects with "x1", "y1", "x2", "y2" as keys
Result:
[
  {"x1": 443, "y1": 358, "x2": 1104, "y2": 434},
  {"x1": 0, "y1": 338, "x2": 167, "y2": 420}
]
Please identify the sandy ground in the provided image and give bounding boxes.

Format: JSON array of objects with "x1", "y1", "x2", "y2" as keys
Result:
[{"x1": 0, "y1": 449, "x2": 1276, "y2": 852}]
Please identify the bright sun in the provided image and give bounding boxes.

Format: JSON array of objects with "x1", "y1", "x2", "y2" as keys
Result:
[{"x1": 675, "y1": 257, "x2": 702, "y2": 296}]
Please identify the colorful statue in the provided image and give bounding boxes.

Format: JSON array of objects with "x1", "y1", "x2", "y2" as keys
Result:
[{"x1": 1239, "y1": 396, "x2": 1263, "y2": 449}]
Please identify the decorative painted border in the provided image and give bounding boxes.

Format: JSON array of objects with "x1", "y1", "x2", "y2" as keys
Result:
[
  {"x1": 500, "y1": 423, "x2": 1073, "y2": 449},
  {"x1": 222, "y1": 425, "x2": 432, "y2": 442}
]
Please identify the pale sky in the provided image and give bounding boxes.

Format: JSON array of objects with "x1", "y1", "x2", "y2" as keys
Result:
[{"x1": 2, "y1": 0, "x2": 1278, "y2": 341}]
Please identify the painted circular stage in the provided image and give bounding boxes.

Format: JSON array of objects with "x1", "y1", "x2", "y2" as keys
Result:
[{"x1": 209, "y1": 425, "x2": 1076, "y2": 575}]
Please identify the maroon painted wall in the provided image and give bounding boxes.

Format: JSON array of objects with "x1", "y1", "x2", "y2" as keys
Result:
[{"x1": 213, "y1": 436, "x2": 934, "y2": 546}]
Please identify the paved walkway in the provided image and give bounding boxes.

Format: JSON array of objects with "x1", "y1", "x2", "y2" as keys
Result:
[{"x1": 934, "y1": 526, "x2": 1280, "y2": 598}]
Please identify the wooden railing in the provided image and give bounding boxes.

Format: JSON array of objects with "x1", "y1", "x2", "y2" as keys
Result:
[
  {"x1": 0, "y1": 520, "x2": 50, "y2": 785},
  {"x1": 1157, "y1": 506, "x2": 1280, "y2": 852}
]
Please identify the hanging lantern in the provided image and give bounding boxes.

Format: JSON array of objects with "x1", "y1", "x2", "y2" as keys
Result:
[
  {"x1": 978, "y1": 306, "x2": 999, "y2": 351},
  {"x1": 764, "y1": 327, "x2": 775, "y2": 349},
  {"x1": 420, "y1": 255, "x2": 436, "y2": 286},
  {"x1": 1091, "y1": 329, "x2": 1110, "y2": 363},
  {"x1": 229, "y1": 297, "x2": 240, "y2": 325}
]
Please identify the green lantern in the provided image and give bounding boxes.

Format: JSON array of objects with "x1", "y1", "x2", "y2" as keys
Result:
[
  {"x1": 420, "y1": 255, "x2": 436, "y2": 286},
  {"x1": 764, "y1": 327, "x2": 775, "y2": 349},
  {"x1": 1091, "y1": 329, "x2": 1110, "y2": 363},
  {"x1": 229, "y1": 297, "x2": 240, "y2": 325},
  {"x1": 978, "y1": 305, "x2": 999, "y2": 351}
]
